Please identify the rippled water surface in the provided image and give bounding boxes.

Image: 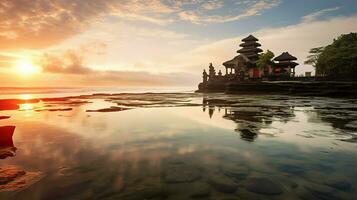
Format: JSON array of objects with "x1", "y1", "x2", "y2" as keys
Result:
[{"x1": 1, "y1": 93, "x2": 357, "y2": 200}]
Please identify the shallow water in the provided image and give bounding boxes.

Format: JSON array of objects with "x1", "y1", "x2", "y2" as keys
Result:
[{"x1": 1, "y1": 93, "x2": 357, "y2": 200}]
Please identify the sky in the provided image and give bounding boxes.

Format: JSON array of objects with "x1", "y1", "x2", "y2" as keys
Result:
[{"x1": 0, "y1": 0, "x2": 357, "y2": 87}]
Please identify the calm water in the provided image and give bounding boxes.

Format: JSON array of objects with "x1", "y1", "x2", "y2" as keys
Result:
[{"x1": 0, "y1": 93, "x2": 357, "y2": 200}]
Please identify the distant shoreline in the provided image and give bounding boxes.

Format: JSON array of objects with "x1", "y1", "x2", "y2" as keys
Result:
[{"x1": 0, "y1": 87, "x2": 196, "y2": 99}]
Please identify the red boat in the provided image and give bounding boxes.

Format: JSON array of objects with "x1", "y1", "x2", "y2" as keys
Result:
[{"x1": 0, "y1": 126, "x2": 16, "y2": 159}]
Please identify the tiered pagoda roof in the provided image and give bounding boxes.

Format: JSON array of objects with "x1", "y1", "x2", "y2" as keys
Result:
[
  {"x1": 242, "y1": 35, "x2": 259, "y2": 42},
  {"x1": 239, "y1": 41, "x2": 261, "y2": 47},
  {"x1": 237, "y1": 48, "x2": 263, "y2": 54},
  {"x1": 237, "y1": 35, "x2": 262, "y2": 62}
]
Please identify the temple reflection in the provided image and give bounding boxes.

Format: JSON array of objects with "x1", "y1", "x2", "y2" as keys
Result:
[
  {"x1": 202, "y1": 97, "x2": 295, "y2": 142},
  {"x1": 0, "y1": 126, "x2": 17, "y2": 159}
]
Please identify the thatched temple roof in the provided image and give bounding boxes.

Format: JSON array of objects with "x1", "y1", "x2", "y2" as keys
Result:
[
  {"x1": 274, "y1": 52, "x2": 297, "y2": 61},
  {"x1": 223, "y1": 55, "x2": 252, "y2": 68},
  {"x1": 274, "y1": 62, "x2": 299, "y2": 67}
]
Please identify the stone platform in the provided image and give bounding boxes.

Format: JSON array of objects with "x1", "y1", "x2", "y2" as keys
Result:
[{"x1": 197, "y1": 81, "x2": 357, "y2": 97}]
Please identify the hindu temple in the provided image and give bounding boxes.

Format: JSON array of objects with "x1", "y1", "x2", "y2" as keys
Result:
[{"x1": 198, "y1": 34, "x2": 299, "y2": 91}]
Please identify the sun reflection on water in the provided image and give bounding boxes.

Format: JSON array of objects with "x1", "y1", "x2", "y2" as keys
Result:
[
  {"x1": 20, "y1": 103, "x2": 34, "y2": 111},
  {"x1": 18, "y1": 94, "x2": 36, "y2": 111}
]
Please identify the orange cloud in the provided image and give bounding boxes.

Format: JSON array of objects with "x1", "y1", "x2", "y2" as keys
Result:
[
  {"x1": 0, "y1": 54, "x2": 14, "y2": 67},
  {"x1": 0, "y1": 0, "x2": 176, "y2": 50},
  {"x1": 0, "y1": 0, "x2": 121, "y2": 49},
  {"x1": 41, "y1": 50, "x2": 93, "y2": 74},
  {"x1": 38, "y1": 50, "x2": 197, "y2": 86}
]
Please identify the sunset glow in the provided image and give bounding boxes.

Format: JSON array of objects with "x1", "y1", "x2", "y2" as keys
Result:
[
  {"x1": 1, "y1": 1, "x2": 357, "y2": 199},
  {"x1": 14, "y1": 59, "x2": 41, "y2": 76},
  {"x1": 0, "y1": 0, "x2": 356, "y2": 87},
  {"x1": 20, "y1": 94, "x2": 33, "y2": 100}
]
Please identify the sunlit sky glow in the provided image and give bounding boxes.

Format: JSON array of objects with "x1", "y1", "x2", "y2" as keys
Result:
[{"x1": 0, "y1": 0, "x2": 357, "y2": 87}]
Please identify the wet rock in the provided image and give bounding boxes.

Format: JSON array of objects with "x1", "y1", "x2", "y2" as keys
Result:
[
  {"x1": 0, "y1": 168, "x2": 26, "y2": 185},
  {"x1": 277, "y1": 164, "x2": 305, "y2": 175},
  {"x1": 163, "y1": 163, "x2": 201, "y2": 183},
  {"x1": 35, "y1": 108, "x2": 73, "y2": 112},
  {"x1": 0, "y1": 147, "x2": 16, "y2": 160},
  {"x1": 0, "y1": 166, "x2": 43, "y2": 192},
  {"x1": 0, "y1": 116, "x2": 10, "y2": 120},
  {"x1": 207, "y1": 174, "x2": 238, "y2": 193},
  {"x1": 345, "y1": 120, "x2": 357, "y2": 129},
  {"x1": 324, "y1": 177, "x2": 351, "y2": 190},
  {"x1": 221, "y1": 165, "x2": 249, "y2": 182},
  {"x1": 235, "y1": 189, "x2": 261, "y2": 200},
  {"x1": 340, "y1": 137, "x2": 357, "y2": 143},
  {"x1": 297, "y1": 188, "x2": 321, "y2": 200},
  {"x1": 115, "y1": 177, "x2": 166, "y2": 200},
  {"x1": 40, "y1": 97, "x2": 70, "y2": 102},
  {"x1": 304, "y1": 182, "x2": 340, "y2": 200},
  {"x1": 244, "y1": 177, "x2": 283, "y2": 195},
  {"x1": 189, "y1": 182, "x2": 211, "y2": 198},
  {"x1": 86, "y1": 106, "x2": 131, "y2": 112},
  {"x1": 44, "y1": 179, "x2": 92, "y2": 199},
  {"x1": 43, "y1": 166, "x2": 99, "y2": 199}
]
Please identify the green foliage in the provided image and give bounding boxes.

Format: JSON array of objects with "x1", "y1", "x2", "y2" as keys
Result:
[
  {"x1": 308, "y1": 32, "x2": 357, "y2": 79},
  {"x1": 257, "y1": 50, "x2": 274, "y2": 70},
  {"x1": 304, "y1": 47, "x2": 324, "y2": 67}
]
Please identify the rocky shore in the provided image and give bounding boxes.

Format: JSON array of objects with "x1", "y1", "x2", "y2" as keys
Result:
[{"x1": 197, "y1": 81, "x2": 357, "y2": 97}]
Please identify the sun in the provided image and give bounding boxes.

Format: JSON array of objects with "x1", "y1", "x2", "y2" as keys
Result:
[{"x1": 14, "y1": 59, "x2": 41, "y2": 76}]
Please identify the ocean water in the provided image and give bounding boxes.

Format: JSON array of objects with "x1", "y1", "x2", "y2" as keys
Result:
[
  {"x1": 0, "y1": 92, "x2": 356, "y2": 200},
  {"x1": 0, "y1": 87, "x2": 195, "y2": 99}
]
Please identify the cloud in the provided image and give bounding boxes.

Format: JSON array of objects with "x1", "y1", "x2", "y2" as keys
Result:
[
  {"x1": 178, "y1": 0, "x2": 281, "y2": 24},
  {"x1": 0, "y1": 0, "x2": 110, "y2": 49},
  {"x1": 0, "y1": 0, "x2": 178, "y2": 50},
  {"x1": 41, "y1": 50, "x2": 93, "y2": 74},
  {"x1": 118, "y1": 25, "x2": 188, "y2": 39},
  {"x1": 0, "y1": 0, "x2": 283, "y2": 51},
  {"x1": 201, "y1": 1, "x2": 224, "y2": 10},
  {"x1": 0, "y1": 54, "x2": 14, "y2": 67},
  {"x1": 301, "y1": 7, "x2": 340, "y2": 23},
  {"x1": 39, "y1": 49, "x2": 197, "y2": 86},
  {"x1": 160, "y1": 15, "x2": 357, "y2": 77},
  {"x1": 82, "y1": 71, "x2": 197, "y2": 86}
]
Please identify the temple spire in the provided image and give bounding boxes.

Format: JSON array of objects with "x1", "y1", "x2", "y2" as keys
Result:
[
  {"x1": 237, "y1": 35, "x2": 263, "y2": 62},
  {"x1": 203, "y1": 69, "x2": 208, "y2": 83},
  {"x1": 208, "y1": 63, "x2": 216, "y2": 79}
]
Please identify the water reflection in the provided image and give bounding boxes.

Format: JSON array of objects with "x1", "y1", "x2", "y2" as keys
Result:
[
  {"x1": 202, "y1": 97, "x2": 296, "y2": 142},
  {"x1": 1, "y1": 94, "x2": 357, "y2": 199}
]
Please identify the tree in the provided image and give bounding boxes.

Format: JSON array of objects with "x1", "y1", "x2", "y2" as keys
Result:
[
  {"x1": 305, "y1": 47, "x2": 325, "y2": 76},
  {"x1": 257, "y1": 50, "x2": 274, "y2": 71},
  {"x1": 306, "y1": 33, "x2": 357, "y2": 80},
  {"x1": 304, "y1": 47, "x2": 324, "y2": 67}
]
